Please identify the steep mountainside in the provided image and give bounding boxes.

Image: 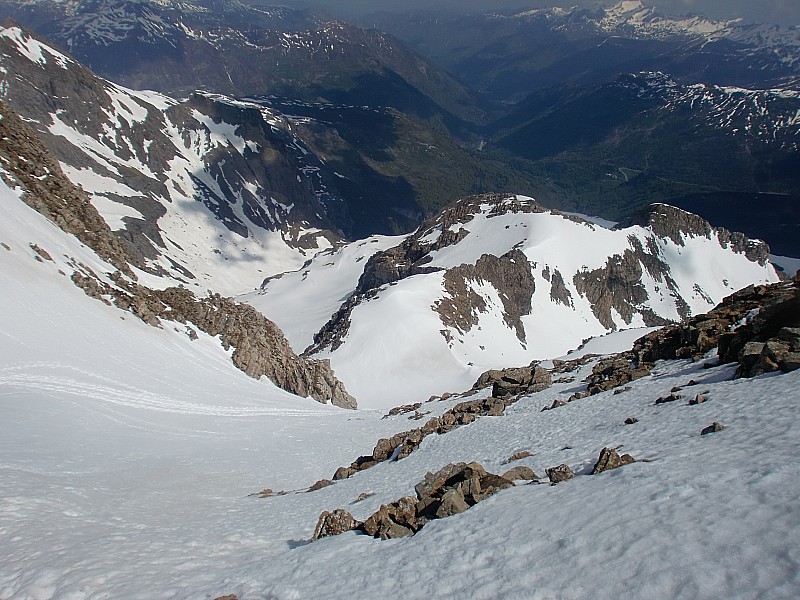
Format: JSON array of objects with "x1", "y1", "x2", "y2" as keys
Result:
[
  {"x1": 0, "y1": 91, "x2": 356, "y2": 407},
  {"x1": 0, "y1": 23, "x2": 356, "y2": 293},
  {"x1": 0, "y1": 0, "x2": 485, "y2": 126},
  {"x1": 484, "y1": 72, "x2": 800, "y2": 254},
  {"x1": 247, "y1": 193, "x2": 779, "y2": 408},
  {"x1": 0, "y1": 21, "x2": 539, "y2": 242}
]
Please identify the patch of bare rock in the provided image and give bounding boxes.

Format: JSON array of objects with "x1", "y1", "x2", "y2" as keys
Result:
[
  {"x1": 332, "y1": 365, "x2": 551, "y2": 481},
  {"x1": 314, "y1": 462, "x2": 517, "y2": 541},
  {"x1": 545, "y1": 276, "x2": 800, "y2": 411},
  {"x1": 316, "y1": 447, "x2": 638, "y2": 541}
]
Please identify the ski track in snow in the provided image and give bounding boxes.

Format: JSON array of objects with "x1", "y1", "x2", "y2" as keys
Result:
[{"x1": 0, "y1": 363, "x2": 324, "y2": 417}]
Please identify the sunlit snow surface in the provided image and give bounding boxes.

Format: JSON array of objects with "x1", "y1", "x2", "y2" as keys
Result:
[
  {"x1": 2, "y1": 182, "x2": 800, "y2": 598},
  {"x1": 252, "y1": 198, "x2": 778, "y2": 409}
]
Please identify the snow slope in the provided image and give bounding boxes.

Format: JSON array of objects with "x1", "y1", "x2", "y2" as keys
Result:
[
  {"x1": 0, "y1": 24, "x2": 338, "y2": 296},
  {"x1": 254, "y1": 195, "x2": 779, "y2": 409},
  {"x1": 2, "y1": 180, "x2": 799, "y2": 596},
  {"x1": 241, "y1": 233, "x2": 403, "y2": 352}
]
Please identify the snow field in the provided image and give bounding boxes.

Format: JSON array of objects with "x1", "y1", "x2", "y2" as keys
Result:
[
  {"x1": 259, "y1": 198, "x2": 777, "y2": 410},
  {"x1": 241, "y1": 234, "x2": 404, "y2": 352},
  {"x1": 2, "y1": 177, "x2": 799, "y2": 598}
]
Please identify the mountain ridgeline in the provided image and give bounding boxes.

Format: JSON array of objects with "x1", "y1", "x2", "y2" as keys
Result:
[
  {"x1": 0, "y1": 90, "x2": 357, "y2": 408},
  {"x1": 249, "y1": 193, "x2": 778, "y2": 408},
  {"x1": 1, "y1": 1, "x2": 799, "y2": 254}
]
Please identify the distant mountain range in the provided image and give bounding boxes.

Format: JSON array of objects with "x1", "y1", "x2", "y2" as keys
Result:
[
  {"x1": 1, "y1": 0, "x2": 798, "y2": 256},
  {"x1": 363, "y1": 0, "x2": 800, "y2": 101},
  {"x1": 482, "y1": 72, "x2": 800, "y2": 255}
]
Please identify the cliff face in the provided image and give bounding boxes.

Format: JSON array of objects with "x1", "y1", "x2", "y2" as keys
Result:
[{"x1": 0, "y1": 97, "x2": 356, "y2": 408}]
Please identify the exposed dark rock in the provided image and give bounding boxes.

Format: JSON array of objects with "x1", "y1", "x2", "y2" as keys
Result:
[
  {"x1": 701, "y1": 422, "x2": 726, "y2": 435},
  {"x1": 0, "y1": 99, "x2": 133, "y2": 278},
  {"x1": 591, "y1": 447, "x2": 636, "y2": 474},
  {"x1": 214, "y1": 595, "x2": 238, "y2": 600},
  {"x1": 573, "y1": 235, "x2": 678, "y2": 330},
  {"x1": 474, "y1": 364, "x2": 552, "y2": 397},
  {"x1": 307, "y1": 479, "x2": 334, "y2": 492},
  {"x1": 546, "y1": 464, "x2": 574, "y2": 484},
  {"x1": 501, "y1": 465, "x2": 539, "y2": 482},
  {"x1": 624, "y1": 417, "x2": 639, "y2": 425},
  {"x1": 655, "y1": 393, "x2": 682, "y2": 405},
  {"x1": 315, "y1": 461, "x2": 521, "y2": 541},
  {"x1": 29, "y1": 243, "x2": 52, "y2": 261},
  {"x1": 333, "y1": 466, "x2": 357, "y2": 481},
  {"x1": 542, "y1": 398, "x2": 568, "y2": 411},
  {"x1": 587, "y1": 358, "x2": 653, "y2": 395},
  {"x1": 382, "y1": 403, "x2": 422, "y2": 419},
  {"x1": 503, "y1": 450, "x2": 534, "y2": 464},
  {"x1": 361, "y1": 496, "x2": 422, "y2": 540},
  {"x1": 613, "y1": 386, "x2": 632, "y2": 395},
  {"x1": 436, "y1": 488, "x2": 470, "y2": 518},
  {"x1": 549, "y1": 267, "x2": 573, "y2": 307},
  {"x1": 330, "y1": 389, "x2": 543, "y2": 480},
  {"x1": 415, "y1": 462, "x2": 513, "y2": 518},
  {"x1": 435, "y1": 249, "x2": 534, "y2": 342},
  {"x1": 312, "y1": 509, "x2": 361, "y2": 540},
  {"x1": 634, "y1": 277, "x2": 799, "y2": 370},
  {"x1": 551, "y1": 355, "x2": 599, "y2": 373},
  {"x1": 688, "y1": 394, "x2": 709, "y2": 405},
  {"x1": 617, "y1": 204, "x2": 770, "y2": 266}
]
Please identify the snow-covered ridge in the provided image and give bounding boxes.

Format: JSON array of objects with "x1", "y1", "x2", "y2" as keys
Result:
[
  {"x1": 0, "y1": 24, "x2": 72, "y2": 67},
  {"x1": 620, "y1": 72, "x2": 800, "y2": 146},
  {"x1": 505, "y1": 0, "x2": 800, "y2": 67},
  {"x1": 250, "y1": 194, "x2": 779, "y2": 409},
  {"x1": 0, "y1": 24, "x2": 344, "y2": 295}
]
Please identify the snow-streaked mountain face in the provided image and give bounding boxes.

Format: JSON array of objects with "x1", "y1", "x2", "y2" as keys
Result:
[
  {"x1": 619, "y1": 71, "x2": 800, "y2": 148},
  {"x1": 0, "y1": 0, "x2": 485, "y2": 124},
  {"x1": 248, "y1": 194, "x2": 779, "y2": 409},
  {"x1": 512, "y1": 0, "x2": 800, "y2": 69},
  {"x1": 0, "y1": 24, "x2": 350, "y2": 295},
  {"x1": 366, "y1": 1, "x2": 800, "y2": 102}
]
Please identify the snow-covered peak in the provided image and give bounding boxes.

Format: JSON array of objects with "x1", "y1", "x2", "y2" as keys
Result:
[
  {"x1": 0, "y1": 25, "x2": 72, "y2": 68},
  {"x1": 250, "y1": 193, "x2": 778, "y2": 409}
]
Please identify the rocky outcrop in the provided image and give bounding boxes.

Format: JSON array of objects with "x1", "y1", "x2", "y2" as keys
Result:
[
  {"x1": 473, "y1": 364, "x2": 552, "y2": 397},
  {"x1": 501, "y1": 465, "x2": 539, "y2": 482},
  {"x1": 557, "y1": 275, "x2": 800, "y2": 402},
  {"x1": 618, "y1": 204, "x2": 771, "y2": 266},
  {"x1": 546, "y1": 464, "x2": 574, "y2": 484},
  {"x1": 701, "y1": 422, "x2": 726, "y2": 436},
  {"x1": 108, "y1": 279, "x2": 357, "y2": 408},
  {"x1": 436, "y1": 249, "x2": 534, "y2": 342},
  {"x1": 312, "y1": 509, "x2": 361, "y2": 541},
  {"x1": 0, "y1": 99, "x2": 133, "y2": 278},
  {"x1": 332, "y1": 375, "x2": 552, "y2": 480},
  {"x1": 573, "y1": 235, "x2": 681, "y2": 330},
  {"x1": 634, "y1": 276, "x2": 800, "y2": 376},
  {"x1": 316, "y1": 462, "x2": 515, "y2": 541},
  {"x1": 586, "y1": 358, "x2": 653, "y2": 395},
  {"x1": 591, "y1": 448, "x2": 636, "y2": 474}
]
